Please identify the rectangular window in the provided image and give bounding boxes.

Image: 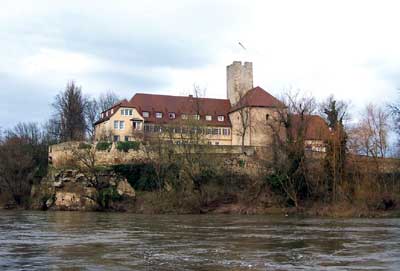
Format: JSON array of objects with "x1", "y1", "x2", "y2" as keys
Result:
[
  {"x1": 212, "y1": 128, "x2": 219, "y2": 135},
  {"x1": 119, "y1": 121, "x2": 125, "y2": 130},
  {"x1": 154, "y1": 125, "x2": 161, "y2": 133},
  {"x1": 125, "y1": 136, "x2": 129, "y2": 142},
  {"x1": 113, "y1": 135, "x2": 120, "y2": 142},
  {"x1": 114, "y1": 120, "x2": 119, "y2": 129},
  {"x1": 155, "y1": 112, "x2": 163, "y2": 119},
  {"x1": 205, "y1": 115, "x2": 212, "y2": 121},
  {"x1": 181, "y1": 114, "x2": 187, "y2": 120},
  {"x1": 217, "y1": 115, "x2": 224, "y2": 122},
  {"x1": 169, "y1": 112, "x2": 176, "y2": 119},
  {"x1": 122, "y1": 109, "x2": 131, "y2": 116},
  {"x1": 142, "y1": 111, "x2": 149, "y2": 118},
  {"x1": 223, "y1": 128, "x2": 231, "y2": 136},
  {"x1": 144, "y1": 124, "x2": 151, "y2": 133},
  {"x1": 215, "y1": 142, "x2": 219, "y2": 145},
  {"x1": 206, "y1": 128, "x2": 212, "y2": 135}
]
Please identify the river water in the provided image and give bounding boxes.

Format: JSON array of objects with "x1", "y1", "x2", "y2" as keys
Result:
[{"x1": 0, "y1": 211, "x2": 399, "y2": 270}]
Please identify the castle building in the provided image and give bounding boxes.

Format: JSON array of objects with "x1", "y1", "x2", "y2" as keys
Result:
[{"x1": 94, "y1": 61, "x2": 329, "y2": 150}]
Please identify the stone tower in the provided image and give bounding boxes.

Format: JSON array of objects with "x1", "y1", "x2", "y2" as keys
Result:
[{"x1": 227, "y1": 61, "x2": 253, "y2": 105}]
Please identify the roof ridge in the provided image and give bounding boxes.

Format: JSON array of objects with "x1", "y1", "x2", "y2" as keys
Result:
[{"x1": 133, "y1": 92, "x2": 229, "y2": 101}]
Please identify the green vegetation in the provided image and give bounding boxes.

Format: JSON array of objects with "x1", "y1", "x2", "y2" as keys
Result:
[
  {"x1": 116, "y1": 141, "x2": 140, "y2": 152},
  {"x1": 78, "y1": 142, "x2": 92, "y2": 149},
  {"x1": 96, "y1": 141, "x2": 112, "y2": 151},
  {"x1": 112, "y1": 163, "x2": 179, "y2": 191},
  {"x1": 97, "y1": 187, "x2": 122, "y2": 209}
]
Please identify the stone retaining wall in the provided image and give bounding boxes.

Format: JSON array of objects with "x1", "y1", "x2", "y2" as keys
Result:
[{"x1": 48, "y1": 141, "x2": 259, "y2": 168}]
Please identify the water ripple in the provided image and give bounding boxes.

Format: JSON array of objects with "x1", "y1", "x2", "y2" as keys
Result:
[{"x1": 0, "y1": 211, "x2": 399, "y2": 270}]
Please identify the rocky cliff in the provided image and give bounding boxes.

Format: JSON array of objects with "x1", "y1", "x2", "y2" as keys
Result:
[{"x1": 31, "y1": 168, "x2": 136, "y2": 211}]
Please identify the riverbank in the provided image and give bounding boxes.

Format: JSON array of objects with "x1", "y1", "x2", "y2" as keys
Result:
[
  {"x1": 2, "y1": 192, "x2": 399, "y2": 218},
  {"x1": 3, "y1": 154, "x2": 400, "y2": 219},
  {"x1": 126, "y1": 190, "x2": 400, "y2": 218}
]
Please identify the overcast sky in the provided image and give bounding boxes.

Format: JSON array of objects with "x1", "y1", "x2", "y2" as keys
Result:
[{"x1": 1, "y1": 0, "x2": 399, "y2": 128}]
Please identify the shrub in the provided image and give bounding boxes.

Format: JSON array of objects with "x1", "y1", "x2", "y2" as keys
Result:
[
  {"x1": 96, "y1": 141, "x2": 112, "y2": 151},
  {"x1": 97, "y1": 187, "x2": 122, "y2": 209},
  {"x1": 113, "y1": 163, "x2": 163, "y2": 191},
  {"x1": 78, "y1": 142, "x2": 92, "y2": 149},
  {"x1": 116, "y1": 141, "x2": 140, "y2": 152}
]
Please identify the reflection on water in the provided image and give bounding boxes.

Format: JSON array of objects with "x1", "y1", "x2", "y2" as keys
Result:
[{"x1": 0, "y1": 211, "x2": 399, "y2": 270}]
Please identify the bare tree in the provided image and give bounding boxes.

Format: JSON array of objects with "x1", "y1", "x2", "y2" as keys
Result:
[
  {"x1": 231, "y1": 87, "x2": 253, "y2": 151},
  {"x1": 265, "y1": 91, "x2": 317, "y2": 207},
  {"x1": 6, "y1": 122, "x2": 49, "y2": 176},
  {"x1": 70, "y1": 143, "x2": 119, "y2": 209},
  {"x1": 85, "y1": 98, "x2": 99, "y2": 141},
  {"x1": 52, "y1": 81, "x2": 87, "y2": 142},
  {"x1": 0, "y1": 137, "x2": 36, "y2": 205},
  {"x1": 349, "y1": 104, "x2": 389, "y2": 158},
  {"x1": 99, "y1": 91, "x2": 120, "y2": 112},
  {"x1": 389, "y1": 90, "x2": 400, "y2": 153},
  {"x1": 7, "y1": 122, "x2": 42, "y2": 145},
  {"x1": 320, "y1": 95, "x2": 349, "y2": 202},
  {"x1": 43, "y1": 118, "x2": 62, "y2": 144}
]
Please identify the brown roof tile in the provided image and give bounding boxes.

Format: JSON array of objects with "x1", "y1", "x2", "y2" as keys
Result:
[
  {"x1": 289, "y1": 114, "x2": 331, "y2": 141},
  {"x1": 130, "y1": 93, "x2": 232, "y2": 127},
  {"x1": 230, "y1": 86, "x2": 285, "y2": 112}
]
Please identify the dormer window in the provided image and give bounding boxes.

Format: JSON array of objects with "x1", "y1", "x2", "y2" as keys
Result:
[
  {"x1": 111, "y1": 109, "x2": 114, "y2": 114},
  {"x1": 142, "y1": 111, "x2": 149, "y2": 118},
  {"x1": 101, "y1": 113, "x2": 104, "y2": 118},
  {"x1": 106, "y1": 111, "x2": 109, "y2": 117},
  {"x1": 205, "y1": 115, "x2": 212, "y2": 121},
  {"x1": 192, "y1": 114, "x2": 200, "y2": 120},
  {"x1": 217, "y1": 115, "x2": 225, "y2": 122},
  {"x1": 181, "y1": 114, "x2": 187, "y2": 120},
  {"x1": 169, "y1": 112, "x2": 176, "y2": 119},
  {"x1": 155, "y1": 112, "x2": 163, "y2": 119}
]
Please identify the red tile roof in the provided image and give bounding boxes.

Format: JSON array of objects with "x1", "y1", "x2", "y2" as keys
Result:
[
  {"x1": 130, "y1": 93, "x2": 232, "y2": 127},
  {"x1": 95, "y1": 87, "x2": 285, "y2": 128},
  {"x1": 230, "y1": 86, "x2": 285, "y2": 112},
  {"x1": 289, "y1": 114, "x2": 331, "y2": 140}
]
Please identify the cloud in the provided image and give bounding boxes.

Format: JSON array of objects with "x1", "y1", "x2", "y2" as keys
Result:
[
  {"x1": 0, "y1": 73, "x2": 54, "y2": 129},
  {"x1": 1, "y1": 0, "x2": 400, "y2": 129}
]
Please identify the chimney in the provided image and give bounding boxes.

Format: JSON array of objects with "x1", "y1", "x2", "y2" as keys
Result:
[{"x1": 227, "y1": 61, "x2": 253, "y2": 105}]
